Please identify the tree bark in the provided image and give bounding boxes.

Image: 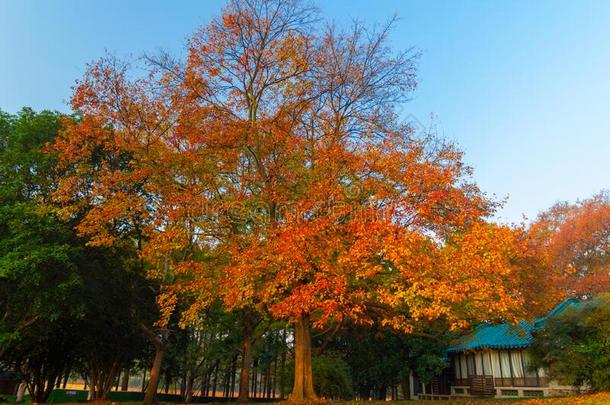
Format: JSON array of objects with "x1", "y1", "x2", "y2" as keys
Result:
[
  {"x1": 401, "y1": 373, "x2": 411, "y2": 400},
  {"x1": 143, "y1": 345, "x2": 164, "y2": 405},
  {"x1": 141, "y1": 369, "x2": 146, "y2": 392},
  {"x1": 237, "y1": 309, "x2": 260, "y2": 402},
  {"x1": 16, "y1": 382, "x2": 26, "y2": 403},
  {"x1": 290, "y1": 313, "x2": 317, "y2": 400},
  {"x1": 88, "y1": 382, "x2": 94, "y2": 401},
  {"x1": 238, "y1": 332, "x2": 253, "y2": 402},
  {"x1": 184, "y1": 372, "x2": 194, "y2": 403},
  {"x1": 62, "y1": 372, "x2": 69, "y2": 389},
  {"x1": 121, "y1": 369, "x2": 130, "y2": 391},
  {"x1": 211, "y1": 363, "x2": 218, "y2": 398}
]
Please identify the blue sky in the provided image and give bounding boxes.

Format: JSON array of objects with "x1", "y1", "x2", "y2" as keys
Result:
[{"x1": 1, "y1": 0, "x2": 609, "y2": 223}]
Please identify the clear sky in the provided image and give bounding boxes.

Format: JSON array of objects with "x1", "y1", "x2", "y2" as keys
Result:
[{"x1": 1, "y1": 0, "x2": 609, "y2": 223}]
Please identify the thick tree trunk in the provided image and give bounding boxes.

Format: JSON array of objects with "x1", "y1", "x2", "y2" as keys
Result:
[
  {"x1": 238, "y1": 333, "x2": 253, "y2": 402},
  {"x1": 290, "y1": 313, "x2": 316, "y2": 400},
  {"x1": 143, "y1": 345, "x2": 164, "y2": 405}
]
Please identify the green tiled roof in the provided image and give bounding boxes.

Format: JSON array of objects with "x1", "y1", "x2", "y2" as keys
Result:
[{"x1": 448, "y1": 298, "x2": 583, "y2": 352}]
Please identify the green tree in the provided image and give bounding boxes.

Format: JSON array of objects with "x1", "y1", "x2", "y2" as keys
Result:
[
  {"x1": 74, "y1": 244, "x2": 154, "y2": 400},
  {"x1": 280, "y1": 354, "x2": 354, "y2": 400},
  {"x1": 529, "y1": 294, "x2": 610, "y2": 391},
  {"x1": 321, "y1": 324, "x2": 447, "y2": 400},
  {"x1": 0, "y1": 108, "x2": 82, "y2": 402},
  {"x1": 0, "y1": 108, "x2": 154, "y2": 402}
]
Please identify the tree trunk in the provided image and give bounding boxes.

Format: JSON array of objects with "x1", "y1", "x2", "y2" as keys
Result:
[
  {"x1": 121, "y1": 369, "x2": 130, "y2": 391},
  {"x1": 62, "y1": 372, "x2": 69, "y2": 389},
  {"x1": 16, "y1": 382, "x2": 26, "y2": 403},
  {"x1": 238, "y1": 333, "x2": 253, "y2": 402},
  {"x1": 179, "y1": 372, "x2": 186, "y2": 398},
  {"x1": 280, "y1": 328, "x2": 287, "y2": 399},
  {"x1": 211, "y1": 363, "x2": 218, "y2": 398},
  {"x1": 184, "y1": 372, "x2": 194, "y2": 403},
  {"x1": 376, "y1": 383, "x2": 386, "y2": 400},
  {"x1": 138, "y1": 322, "x2": 168, "y2": 405},
  {"x1": 141, "y1": 369, "x2": 146, "y2": 392},
  {"x1": 88, "y1": 382, "x2": 94, "y2": 401},
  {"x1": 290, "y1": 313, "x2": 316, "y2": 400},
  {"x1": 230, "y1": 354, "x2": 238, "y2": 398},
  {"x1": 143, "y1": 345, "x2": 164, "y2": 405},
  {"x1": 401, "y1": 373, "x2": 411, "y2": 400}
]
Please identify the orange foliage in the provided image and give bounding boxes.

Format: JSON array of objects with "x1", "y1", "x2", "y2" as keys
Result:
[
  {"x1": 529, "y1": 191, "x2": 610, "y2": 297},
  {"x1": 52, "y1": 0, "x2": 548, "y2": 336}
]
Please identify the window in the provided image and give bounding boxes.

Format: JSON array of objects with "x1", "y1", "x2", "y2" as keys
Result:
[
  {"x1": 499, "y1": 351, "x2": 511, "y2": 379},
  {"x1": 523, "y1": 390, "x2": 544, "y2": 397},
  {"x1": 481, "y1": 351, "x2": 491, "y2": 375},
  {"x1": 511, "y1": 350, "x2": 524, "y2": 378},
  {"x1": 467, "y1": 353, "x2": 477, "y2": 376},
  {"x1": 460, "y1": 354, "x2": 468, "y2": 379},
  {"x1": 491, "y1": 351, "x2": 502, "y2": 378},
  {"x1": 476, "y1": 352, "x2": 484, "y2": 374}
]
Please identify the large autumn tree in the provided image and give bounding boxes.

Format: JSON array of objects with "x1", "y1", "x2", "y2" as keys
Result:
[
  {"x1": 53, "y1": 0, "x2": 543, "y2": 400},
  {"x1": 529, "y1": 191, "x2": 610, "y2": 296}
]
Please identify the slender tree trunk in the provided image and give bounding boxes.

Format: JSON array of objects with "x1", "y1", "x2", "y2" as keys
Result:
[
  {"x1": 238, "y1": 333, "x2": 254, "y2": 402},
  {"x1": 401, "y1": 373, "x2": 411, "y2": 400},
  {"x1": 184, "y1": 372, "x2": 194, "y2": 403},
  {"x1": 62, "y1": 371, "x2": 69, "y2": 389},
  {"x1": 266, "y1": 362, "x2": 273, "y2": 399},
  {"x1": 376, "y1": 383, "x2": 386, "y2": 400},
  {"x1": 143, "y1": 345, "x2": 164, "y2": 405},
  {"x1": 179, "y1": 372, "x2": 186, "y2": 398},
  {"x1": 88, "y1": 381, "x2": 94, "y2": 401},
  {"x1": 121, "y1": 369, "x2": 130, "y2": 391},
  {"x1": 290, "y1": 313, "x2": 316, "y2": 400},
  {"x1": 230, "y1": 354, "x2": 238, "y2": 398},
  {"x1": 280, "y1": 328, "x2": 287, "y2": 399},
  {"x1": 138, "y1": 323, "x2": 167, "y2": 405},
  {"x1": 211, "y1": 363, "x2": 218, "y2": 398},
  {"x1": 201, "y1": 371, "x2": 208, "y2": 397},
  {"x1": 141, "y1": 369, "x2": 147, "y2": 392},
  {"x1": 250, "y1": 364, "x2": 254, "y2": 398},
  {"x1": 16, "y1": 383, "x2": 26, "y2": 403},
  {"x1": 272, "y1": 355, "x2": 278, "y2": 398}
]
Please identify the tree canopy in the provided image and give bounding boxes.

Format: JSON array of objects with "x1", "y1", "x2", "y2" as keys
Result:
[
  {"x1": 50, "y1": 0, "x2": 548, "y2": 400},
  {"x1": 1, "y1": 1, "x2": 605, "y2": 403},
  {"x1": 529, "y1": 294, "x2": 610, "y2": 391}
]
